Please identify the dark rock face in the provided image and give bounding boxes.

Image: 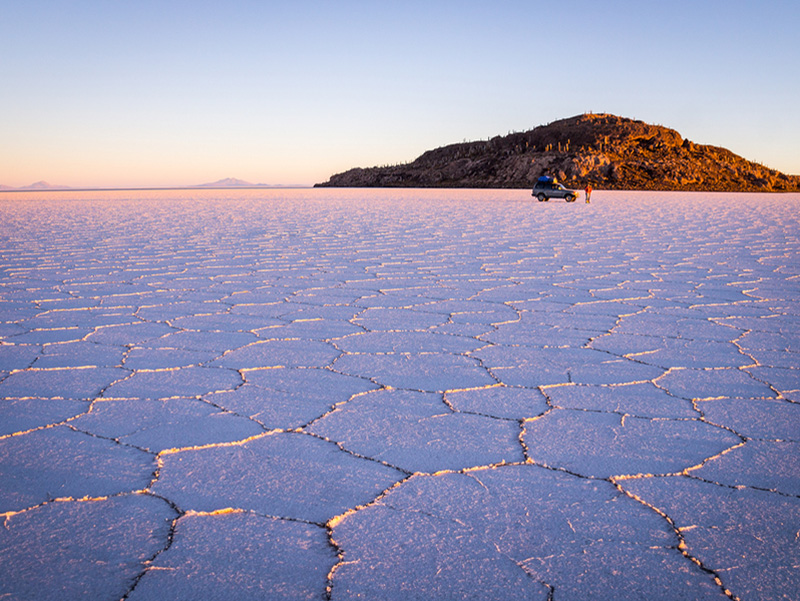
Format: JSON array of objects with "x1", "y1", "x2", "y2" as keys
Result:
[{"x1": 316, "y1": 114, "x2": 800, "y2": 191}]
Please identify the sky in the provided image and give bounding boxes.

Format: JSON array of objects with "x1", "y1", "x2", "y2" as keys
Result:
[{"x1": 1, "y1": 0, "x2": 798, "y2": 188}]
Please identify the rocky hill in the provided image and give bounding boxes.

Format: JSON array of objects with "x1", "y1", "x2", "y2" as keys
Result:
[{"x1": 316, "y1": 114, "x2": 799, "y2": 192}]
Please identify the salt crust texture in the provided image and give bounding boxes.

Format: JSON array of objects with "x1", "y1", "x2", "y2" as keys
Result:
[{"x1": 0, "y1": 188, "x2": 798, "y2": 600}]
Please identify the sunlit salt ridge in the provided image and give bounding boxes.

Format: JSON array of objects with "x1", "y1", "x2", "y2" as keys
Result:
[{"x1": 0, "y1": 188, "x2": 798, "y2": 600}]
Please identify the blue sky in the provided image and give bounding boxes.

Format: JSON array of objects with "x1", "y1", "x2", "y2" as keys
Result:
[{"x1": 1, "y1": 0, "x2": 798, "y2": 187}]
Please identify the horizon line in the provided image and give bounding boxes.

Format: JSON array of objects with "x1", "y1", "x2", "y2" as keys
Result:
[{"x1": 0, "y1": 184, "x2": 315, "y2": 193}]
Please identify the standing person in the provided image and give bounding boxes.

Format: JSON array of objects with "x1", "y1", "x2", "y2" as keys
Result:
[{"x1": 584, "y1": 183, "x2": 592, "y2": 203}]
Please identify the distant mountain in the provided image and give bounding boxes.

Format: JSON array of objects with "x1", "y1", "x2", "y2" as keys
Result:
[
  {"x1": 194, "y1": 178, "x2": 270, "y2": 188},
  {"x1": 316, "y1": 113, "x2": 800, "y2": 192},
  {"x1": 1, "y1": 179, "x2": 302, "y2": 191},
  {"x1": 19, "y1": 181, "x2": 71, "y2": 190}
]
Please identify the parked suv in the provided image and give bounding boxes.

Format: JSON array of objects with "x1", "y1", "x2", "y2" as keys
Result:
[{"x1": 532, "y1": 179, "x2": 578, "y2": 202}]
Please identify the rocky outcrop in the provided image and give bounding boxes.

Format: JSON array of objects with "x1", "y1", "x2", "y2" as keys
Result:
[{"x1": 316, "y1": 114, "x2": 800, "y2": 192}]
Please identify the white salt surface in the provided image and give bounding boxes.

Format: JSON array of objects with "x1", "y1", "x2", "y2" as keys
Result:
[{"x1": 1, "y1": 188, "x2": 799, "y2": 600}]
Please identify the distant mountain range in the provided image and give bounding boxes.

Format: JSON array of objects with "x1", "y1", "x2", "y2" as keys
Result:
[
  {"x1": 193, "y1": 178, "x2": 273, "y2": 188},
  {"x1": 316, "y1": 113, "x2": 800, "y2": 192},
  {"x1": 0, "y1": 181, "x2": 72, "y2": 190},
  {"x1": 0, "y1": 178, "x2": 296, "y2": 191}
]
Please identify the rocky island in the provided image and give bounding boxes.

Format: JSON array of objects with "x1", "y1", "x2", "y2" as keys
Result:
[{"x1": 316, "y1": 113, "x2": 799, "y2": 192}]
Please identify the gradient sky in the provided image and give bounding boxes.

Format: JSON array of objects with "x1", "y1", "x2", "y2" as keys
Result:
[{"x1": 2, "y1": 0, "x2": 798, "y2": 188}]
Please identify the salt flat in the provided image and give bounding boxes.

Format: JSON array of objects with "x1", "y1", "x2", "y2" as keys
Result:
[{"x1": 1, "y1": 188, "x2": 799, "y2": 600}]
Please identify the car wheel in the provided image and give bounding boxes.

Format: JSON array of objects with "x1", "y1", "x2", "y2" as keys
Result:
[
  {"x1": 566, "y1": 194, "x2": 575, "y2": 202},
  {"x1": 537, "y1": 193, "x2": 546, "y2": 202}
]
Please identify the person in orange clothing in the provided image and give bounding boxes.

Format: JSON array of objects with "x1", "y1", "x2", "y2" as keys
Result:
[{"x1": 584, "y1": 183, "x2": 593, "y2": 203}]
